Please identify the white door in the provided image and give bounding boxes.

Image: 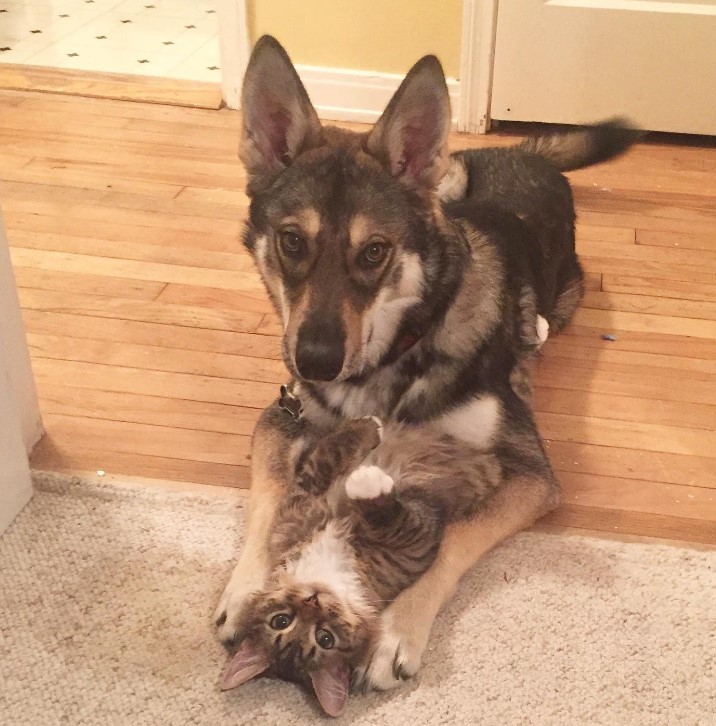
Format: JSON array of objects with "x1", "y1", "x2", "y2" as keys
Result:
[
  {"x1": 0, "y1": 208, "x2": 41, "y2": 534},
  {"x1": 490, "y1": 1, "x2": 716, "y2": 135}
]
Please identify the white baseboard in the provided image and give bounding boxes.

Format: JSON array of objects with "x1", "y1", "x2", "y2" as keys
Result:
[{"x1": 295, "y1": 64, "x2": 461, "y2": 125}]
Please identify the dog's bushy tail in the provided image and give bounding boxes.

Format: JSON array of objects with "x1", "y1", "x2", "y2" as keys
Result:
[{"x1": 519, "y1": 117, "x2": 644, "y2": 172}]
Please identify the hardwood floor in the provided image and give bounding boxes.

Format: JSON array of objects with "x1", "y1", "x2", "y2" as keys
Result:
[{"x1": 0, "y1": 85, "x2": 714, "y2": 544}]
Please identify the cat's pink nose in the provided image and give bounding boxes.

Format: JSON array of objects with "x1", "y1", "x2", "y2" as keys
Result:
[{"x1": 303, "y1": 593, "x2": 320, "y2": 608}]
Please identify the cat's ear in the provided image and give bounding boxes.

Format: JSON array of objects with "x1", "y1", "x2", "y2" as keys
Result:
[
  {"x1": 310, "y1": 662, "x2": 350, "y2": 717},
  {"x1": 240, "y1": 35, "x2": 323, "y2": 186},
  {"x1": 366, "y1": 55, "x2": 451, "y2": 192},
  {"x1": 220, "y1": 639, "x2": 269, "y2": 690}
]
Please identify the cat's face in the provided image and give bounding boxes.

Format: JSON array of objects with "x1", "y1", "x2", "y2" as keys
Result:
[{"x1": 221, "y1": 577, "x2": 378, "y2": 716}]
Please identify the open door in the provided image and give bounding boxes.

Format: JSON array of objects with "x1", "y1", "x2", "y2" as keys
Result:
[{"x1": 491, "y1": 0, "x2": 716, "y2": 134}]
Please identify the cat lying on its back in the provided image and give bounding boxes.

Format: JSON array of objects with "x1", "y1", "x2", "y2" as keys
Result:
[{"x1": 221, "y1": 417, "x2": 502, "y2": 716}]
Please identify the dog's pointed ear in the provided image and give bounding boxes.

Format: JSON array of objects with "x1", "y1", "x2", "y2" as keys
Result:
[
  {"x1": 240, "y1": 35, "x2": 322, "y2": 185},
  {"x1": 220, "y1": 639, "x2": 269, "y2": 690},
  {"x1": 310, "y1": 662, "x2": 350, "y2": 717},
  {"x1": 366, "y1": 55, "x2": 451, "y2": 192}
]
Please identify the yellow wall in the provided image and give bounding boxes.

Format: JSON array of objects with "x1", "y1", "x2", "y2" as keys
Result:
[{"x1": 247, "y1": 0, "x2": 463, "y2": 78}]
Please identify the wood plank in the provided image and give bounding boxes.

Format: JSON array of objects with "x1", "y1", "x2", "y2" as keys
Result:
[
  {"x1": 543, "y1": 505, "x2": 716, "y2": 545},
  {"x1": 12, "y1": 267, "x2": 166, "y2": 301},
  {"x1": 535, "y1": 359, "x2": 716, "y2": 406},
  {"x1": 10, "y1": 248, "x2": 265, "y2": 293},
  {"x1": 35, "y1": 386, "x2": 262, "y2": 436},
  {"x1": 155, "y1": 283, "x2": 273, "y2": 315},
  {"x1": 602, "y1": 274, "x2": 716, "y2": 303},
  {"x1": 31, "y1": 438, "x2": 250, "y2": 489},
  {"x1": 4, "y1": 211, "x2": 240, "y2": 252},
  {"x1": 555, "y1": 470, "x2": 716, "y2": 522},
  {"x1": 636, "y1": 229, "x2": 716, "y2": 252},
  {"x1": 571, "y1": 306, "x2": 716, "y2": 340},
  {"x1": 575, "y1": 224, "x2": 635, "y2": 244},
  {"x1": 31, "y1": 358, "x2": 278, "y2": 410},
  {"x1": 12, "y1": 91, "x2": 239, "y2": 125},
  {"x1": 17, "y1": 288, "x2": 264, "y2": 334},
  {"x1": 0, "y1": 64, "x2": 222, "y2": 109},
  {"x1": 559, "y1": 324, "x2": 716, "y2": 360},
  {"x1": 9, "y1": 228, "x2": 253, "y2": 273},
  {"x1": 582, "y1": 289, "x2": 716, "y2": 322},
  {"x1": 534, "y1": 387, "x2": 715, "y2": 431},
  {"x1": 536, "y1": 411, "x2": 716, "y2": 458},
  {"x1": 41, "y1": 412, "x2": 251, "y2": 466},
  {"x1": 542, "y1": 337, "x2": 716, "y2": 377},
  {"x1": 544, "y1": 440, "x2": 714, "y2": 490},
  {"x1": 21, "y1": 310, "x2": 282, "y2": 360},
  {"x1": 27, "y1": 333, "x2": 287, "y2": 384}
]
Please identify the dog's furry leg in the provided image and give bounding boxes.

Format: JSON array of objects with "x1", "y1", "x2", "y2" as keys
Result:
[
  {"x1": 214, "y1": 405, "x2": 299, "y2": 646},
  {"x1": 354, "y1": 470, "x2": 559, "y2": 691}
]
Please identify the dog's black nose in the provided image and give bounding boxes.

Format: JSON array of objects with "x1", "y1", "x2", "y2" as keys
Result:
[{"x1": 295, "y1": 317, "x2": 345, "y2": 382}]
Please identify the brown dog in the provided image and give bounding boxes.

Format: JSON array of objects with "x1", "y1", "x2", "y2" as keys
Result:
[{"x1": 214, "y1": 35, "x2": 639, "y2": 691}]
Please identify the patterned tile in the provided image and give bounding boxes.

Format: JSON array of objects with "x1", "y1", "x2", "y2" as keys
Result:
[{"x1": 0, "y1": 0, "x2": 219, "y2": 81}]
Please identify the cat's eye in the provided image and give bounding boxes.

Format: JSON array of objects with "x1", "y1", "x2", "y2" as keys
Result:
[
  {"x1": 361, "y1": 238, "x2": 389, "y2": 267},
  {"x1": 270, "y1": 613, "x2": 293, "y2": 630},
  {"x1": 279, "y1": 230, "x2": 306, "y2": 259},
  {"x1": 315, "y1": 628, "x2": 335, "y2": 650}
]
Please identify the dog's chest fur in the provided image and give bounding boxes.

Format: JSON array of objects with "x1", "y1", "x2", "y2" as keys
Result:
[{"x1": 297, "y1": 230, "x2": 513, "y2": 449}]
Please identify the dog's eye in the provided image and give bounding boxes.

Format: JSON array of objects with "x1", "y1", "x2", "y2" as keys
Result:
[
  {"x1": 270, "y1": 613, "x2": 293, "y2": 630},
  {"x1": 361, "y1": 240, "x2": 388, "y2": 267},
  {"x1": 279, "y1": 230, "x2": 306, "y2": 258},
  {"x1": 315, "y1": 628, "x2": 335, "y2": 650}
]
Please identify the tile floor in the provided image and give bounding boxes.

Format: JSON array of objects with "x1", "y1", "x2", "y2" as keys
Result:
[{"x1": 0, "y1": 0, "x2": 220, "y2": 81}]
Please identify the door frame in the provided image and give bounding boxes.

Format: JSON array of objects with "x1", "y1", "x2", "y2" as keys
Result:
[
  {"x1": 457, "y1": 0, "x2": 499, "y2": 134},
  {"x1": 217, "y1": 0, "x2": 499, "y2": 134}
]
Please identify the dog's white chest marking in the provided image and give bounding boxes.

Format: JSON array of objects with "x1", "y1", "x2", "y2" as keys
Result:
[{"x1": 435, "y1": 394, "x2": 501, "y2": 450}]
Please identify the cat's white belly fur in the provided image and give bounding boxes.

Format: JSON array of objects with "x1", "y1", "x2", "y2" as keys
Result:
[{"x1": 284, "y1": 522, "x2": 370, "y2": 610}]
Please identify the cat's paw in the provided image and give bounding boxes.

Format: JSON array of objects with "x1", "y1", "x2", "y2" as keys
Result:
[
  {"x1": 361, "y1": 416, "x2": 384, "y2": 441},
  {"x1": 352, "y1": 617, "x2": 425, "y2": 692},
  {"x1": 214, "y1": 566, "x2": 265, "y2": 647},
  {"x1": 345, "y1": 465, "x2": 394, "y2": 500}
]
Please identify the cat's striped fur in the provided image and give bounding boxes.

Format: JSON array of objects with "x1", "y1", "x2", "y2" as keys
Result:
[{"x1": 222, "y1": 417, "x2": 501, "y2": 715}]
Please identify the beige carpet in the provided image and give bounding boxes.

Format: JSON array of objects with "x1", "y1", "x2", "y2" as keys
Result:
[{"x1": 0, "y1": 474, "x2": 713, "y2": 726}]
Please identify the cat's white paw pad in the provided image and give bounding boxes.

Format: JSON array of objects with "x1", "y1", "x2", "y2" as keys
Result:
[
  {"x1": 536, "y1": 315, "x2": 549, "y2": 346},
  {"x1": 345, "y1": 465, "x2": 394, "y2": 500}
]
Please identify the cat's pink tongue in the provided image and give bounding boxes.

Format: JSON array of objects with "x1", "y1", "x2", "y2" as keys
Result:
[{"x1": 310, "y1": 663, "x2": 350, "y2": 717}]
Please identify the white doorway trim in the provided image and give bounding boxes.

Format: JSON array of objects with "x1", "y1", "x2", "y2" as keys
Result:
[
  {"x1": 456, "y1": 0, "x2": 499, "y2": 134},
  {"x1": 218, "y1": 0, "x2": 251, "y2": 110}
]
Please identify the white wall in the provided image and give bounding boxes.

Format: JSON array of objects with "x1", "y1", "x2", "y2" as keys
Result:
[{"x1": 0, "y1": 206, "x2": 40, "y2": 533}]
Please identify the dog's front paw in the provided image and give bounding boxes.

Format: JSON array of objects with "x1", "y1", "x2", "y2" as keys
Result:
[
  {"x1": 214, "y1": 568, "x2": 265, "y2": 647},
  {"x1": 353, "y1": 611, "x2": 427, "y2": 692}
]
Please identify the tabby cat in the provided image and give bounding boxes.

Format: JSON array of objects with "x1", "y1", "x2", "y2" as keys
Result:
[{"x1": 221, "y1": 416, "x2": 501, "y2": 716}]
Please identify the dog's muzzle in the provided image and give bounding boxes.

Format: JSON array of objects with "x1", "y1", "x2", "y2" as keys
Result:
[{"x1": 295, "y1": 316, "x2": 346, "y2": 382}]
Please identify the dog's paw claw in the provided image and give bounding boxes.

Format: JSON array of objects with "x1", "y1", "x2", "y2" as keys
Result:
[{"x1": 353, "y1": 624, "x2": 423, "y2": 692}]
